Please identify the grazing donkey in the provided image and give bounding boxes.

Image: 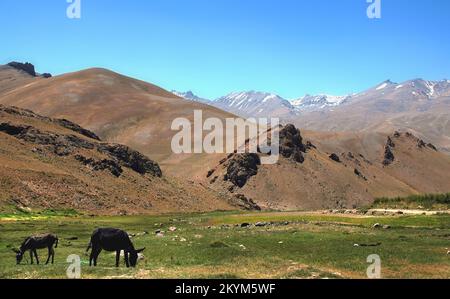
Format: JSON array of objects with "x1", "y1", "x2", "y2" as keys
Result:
[
  {"x1": 86, "y1": 228, "x2": 145, "y2": 268},
  {"x1": 14, "y1": 234, "x2": 59, "y2": 265}
]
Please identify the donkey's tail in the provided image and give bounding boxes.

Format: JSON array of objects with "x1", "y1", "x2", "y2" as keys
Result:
[{"x1": 86, "y1": 240, "x2": 92, "y2": 253}]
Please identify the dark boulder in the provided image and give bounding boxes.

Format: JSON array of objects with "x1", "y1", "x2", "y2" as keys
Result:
[
  {"x1": 329, "y1": 153, "x2": 341, "y2": 163},
  {"x1": 225, "y1": 154, "x2": 261, "y2": 188},
  {"x1": 41, "y1": 73, "x2": 52, "y2": 78}
]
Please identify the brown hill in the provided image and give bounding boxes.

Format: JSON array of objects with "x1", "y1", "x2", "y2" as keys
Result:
[
  {"x1": 205, "y1": 125, "x2": 450, "y2": 210},
  {"x1": 0, "y1": 105, "x2": 234, "y2": 215},
  {"x1": 1, "y1": 65, "x2": 449, "y2": 212},
  {"x1": 0, "y1": 67, "x2": 235, "y2": 169}
]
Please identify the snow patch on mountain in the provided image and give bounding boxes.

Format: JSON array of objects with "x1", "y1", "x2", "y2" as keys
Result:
[{"x1": 172, "y1": 90, "x2": 210, "y2": 103}]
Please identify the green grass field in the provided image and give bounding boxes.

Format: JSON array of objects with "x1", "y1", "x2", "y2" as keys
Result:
[
  {"x1": 371, "y1": 193, "x2": 450, "y2": 210},
  {"x1": 1, "y1": 210, "x2": 449, "y2": 279}
]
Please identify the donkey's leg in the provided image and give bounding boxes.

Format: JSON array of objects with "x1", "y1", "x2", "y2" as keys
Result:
[
  {"x1": 34, "y1": 250, "x2": 40, "y2": 265},
  {"x1": 124, "y1": 251, "x2": 130, "y2": 268},
  {"x1": 45, "y1": 247, "x2": 51, "y2": 264},
  {"x1": 115, "y1": 250, "x2": 121, "y2": 267},
  {"x1": 29, "y1": 250, "x2": 34, "y2": 264},
  {"x1": 51, "y1": 248, "x2": 55, "y2": 264},
  {"x1": 93, "y1": 248, "x2": 102, "y2": 267},
  {"x1": 89, "y1": 246, "x2": 97, "y2": 266}
]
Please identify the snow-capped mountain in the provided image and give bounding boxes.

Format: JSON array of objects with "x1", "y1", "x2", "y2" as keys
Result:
[
  {"x1": 172, "y1": 90, "x2": 210, "y2": 103},
  {"x1": 213, "y1": 91, "x2": 297, "y2": 118},
  {"x1": 291, "y1": 94, "x2": 352, "y2": 110}
]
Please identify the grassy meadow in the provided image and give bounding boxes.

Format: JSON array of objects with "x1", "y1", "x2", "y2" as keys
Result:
[{"x1": 0, "y1": 209, "x2": 449, "y2": 279}]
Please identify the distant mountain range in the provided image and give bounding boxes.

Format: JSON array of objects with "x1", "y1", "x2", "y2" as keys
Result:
[
  {"x1": 173, "y1": 78, "x2": 450, "y2": 116},
  {"x1": 173, "y1": 78, "x2": 450, "y2": 153}
]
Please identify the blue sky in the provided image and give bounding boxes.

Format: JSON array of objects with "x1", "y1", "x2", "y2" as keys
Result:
[{"x1": 1, "y1": 0, "x2": 449, "y2": 99}]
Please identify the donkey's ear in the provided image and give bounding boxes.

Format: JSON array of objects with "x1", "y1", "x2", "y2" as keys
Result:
[{"x1": 136, "y1": 248, "x2": 145, "y2": 253}]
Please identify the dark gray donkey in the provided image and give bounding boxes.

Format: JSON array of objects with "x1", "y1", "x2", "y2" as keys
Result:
[
  {"x1": 86, "y1": 228, "x2": 145, "y2": 268},
  {"x1": 13, "y1": 234, "x2": 59, "y2": 265}
]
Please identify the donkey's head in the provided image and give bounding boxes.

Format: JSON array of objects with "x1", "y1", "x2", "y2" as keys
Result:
[
  {"x1": 12, "y1": 249, "x2": 24, "y2": 265},
  {"x1": 129, "y1": 248, "x2": 145, "y2": 267}
]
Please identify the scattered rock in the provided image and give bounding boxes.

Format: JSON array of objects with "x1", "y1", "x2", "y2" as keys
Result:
[
  {"x1": 209, "y1": 176, "x2": 218, "y2": 184},
  {"x1": 383, "y1": 225, "x2": 391, "y2": 229},
  {"x1": 372, "y1": 223, "x2": 382, "y2": 229},
  {"x1": 306, "y1": 141, "x2": 316, "y2": 150},
  {"x1": 234, "y1": 194, "x2": 261, "y2": 211},
  {"x1": 354, "y1": 168, "x2": 367, "y2": 181},
  {"x1": 353, "y1": 242, "x2": 382, "y2": 247},
  {"x1": 206, "y1": 169, "x2": 215, "y2": 178},
  {"x1": 255, "y1": 222, "x2": 268, "y2": 227},
  {"x1": 240, "y1": 223, "x2": 251, "y2": 228},
  {"x1": 417, "y1": 139, "x2": 427, "y2": 149},
  {"x1": 168, "y1": 227, "x2": 177, "y2": 232},
  {"x1": 329, "y1": 153, "x2": 341, "y2": 163},
  {"x1": 427, "y1": 143, "x2": 438, "y2": 151}
]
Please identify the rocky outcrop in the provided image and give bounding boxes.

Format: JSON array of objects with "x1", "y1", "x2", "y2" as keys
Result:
[
  {"x1": 75, "y1": 155, "x2": 123, "y2": 177},
  {"x1": 0, "y1": 121, "x2": 162, "y2": 177},
  {"x1": 0, "y1": 123, "x2": 94, "y2": 153},
  {"x1": 383, "y1": 136, "x2": 395, "y2": 166},
  {"x1": 7, "y1": 62, "x2": 36, "y2": 77},
  {"x1": 279, "y1": 124, "x2": 307, "y2": 163},
  {"x1": 54, "y1": 119, "x2": 100, "y2": 141},
  {"x1": 224, "y1": 153, "x2": 261, "y2": 188},
  {"x1": 0, "y1": 105, "x2": 100, "y2": 140},
  {"x1": 97, "y1": 144, "x2": 162, "y2": 177}
]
